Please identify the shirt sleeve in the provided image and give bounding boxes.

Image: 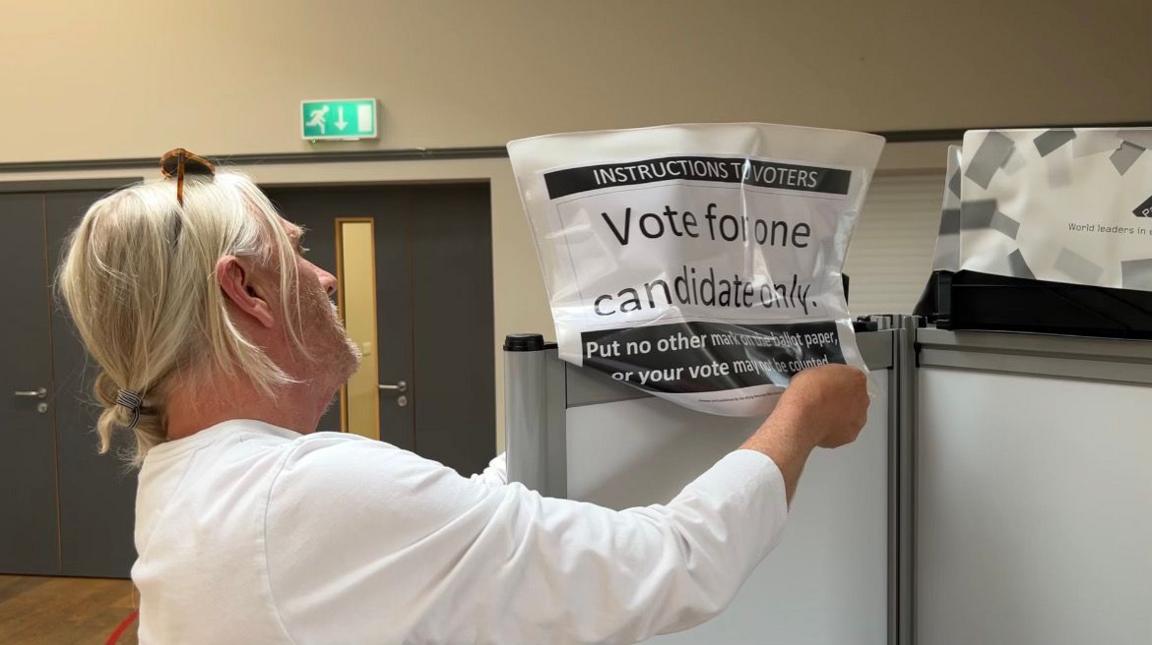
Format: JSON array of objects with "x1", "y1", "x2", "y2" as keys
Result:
[
  {"x1": 263, "y1": 436, "x2": 788, "y2": 645},
  {"x1": 469, "y1": 452, "x2": 508, "y2": 487}
]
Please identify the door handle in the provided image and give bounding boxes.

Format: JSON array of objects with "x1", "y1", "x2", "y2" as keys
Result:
[
  {"x1": 379, "y1": 381, "x2": 408, "y2": 407},
  {"x1": 13, "y1": 388, "x2": 47, "y2": 399}
]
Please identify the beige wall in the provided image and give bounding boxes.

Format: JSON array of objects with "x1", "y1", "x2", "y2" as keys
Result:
[
  {"x1": 1, "y1": 0, "x2": 1149, "y2": 161},
  {"x1": 2, "y1": 0, "x2": 1148, "y2": 452}
]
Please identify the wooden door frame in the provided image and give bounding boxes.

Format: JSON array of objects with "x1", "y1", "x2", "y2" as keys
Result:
[{"x1": 334, "y1": 216, "x2": 383, "y2": 437}]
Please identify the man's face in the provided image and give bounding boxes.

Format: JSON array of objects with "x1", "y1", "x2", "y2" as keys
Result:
[{"x1": 281, "y1": 218, "x2": 362, "y2": 385}]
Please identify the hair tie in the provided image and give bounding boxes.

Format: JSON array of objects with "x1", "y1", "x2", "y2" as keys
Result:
[{"x1": 115, "y1": 389, "x2": 144, "y2": 430}]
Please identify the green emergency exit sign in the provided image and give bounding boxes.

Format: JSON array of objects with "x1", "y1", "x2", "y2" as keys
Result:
[{"x1": 301, "y1": 99, "x2": 378, "y2": 140}]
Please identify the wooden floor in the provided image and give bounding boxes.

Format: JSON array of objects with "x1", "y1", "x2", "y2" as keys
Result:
[{"x1": 0, "y1": 575, "x2": 137, "y2": 644}]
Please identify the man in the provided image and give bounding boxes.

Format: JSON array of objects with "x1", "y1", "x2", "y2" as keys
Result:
[{"x1": 58, "y1": 149, "x2": 869, "y2": 644}]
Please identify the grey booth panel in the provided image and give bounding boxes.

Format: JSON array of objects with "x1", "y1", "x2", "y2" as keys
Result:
[
  {"x1": 504, "y1": 328, "x2": 907, "y2": 645},
  {"x1": 507, "y1": 329, "x2": 897, "y2": 497},
  {"x1": 916, "y1": 329, "x2": 1152, "y2": 645},
  {"x1": 919, "y1": 327, "x2": 1152, "y2": 385},
  {"x1": 567, "y1": 372, "x2": 893, "y2": 645}
]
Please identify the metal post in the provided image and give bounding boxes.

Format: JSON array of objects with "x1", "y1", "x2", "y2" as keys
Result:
[
  {"x1": 888, "y1": 315, "x2": 918, "y2": 645},
  {"x1": 503, "y1": 334, "x2": 551, "y2": 491}
]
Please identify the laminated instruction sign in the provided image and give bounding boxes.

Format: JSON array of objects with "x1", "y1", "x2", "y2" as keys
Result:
[{"x1": 509, "y1": 123, "x2": 884, "y2": 416}]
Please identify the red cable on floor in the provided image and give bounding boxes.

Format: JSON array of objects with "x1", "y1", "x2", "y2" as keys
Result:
[{"x1": 105, "y1": 609, "x2": 139, "y2": 645}]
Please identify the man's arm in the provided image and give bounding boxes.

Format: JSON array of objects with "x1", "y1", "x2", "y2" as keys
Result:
[
  {"x1": 264, "y1": 365, "x2": 868, "y2": 644},
  {"x1": 470, "y1": 452, "x2": 508, "y2": 487},
  {"x1": 742, "y1": 365, "x2": 870, "y2": 502}
]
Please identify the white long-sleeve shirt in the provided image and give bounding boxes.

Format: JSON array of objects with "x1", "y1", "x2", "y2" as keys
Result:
[{"x1": 132, "y1": 419, "x2": 789, "y2": 644}]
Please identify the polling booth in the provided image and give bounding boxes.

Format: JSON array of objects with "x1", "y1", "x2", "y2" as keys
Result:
[
  {"x1": 915, "y1": 328, "x2": 1152, "y2": 645},
  {"x1": 504, "y1": 317, "x2": 916, "y2": 645},
  {"x1": 504, "y1": 323, "x2": 1152, "y2": 645},
  {"x1": 502, "y1": 125, "x2": 1152, "y2": 644},
  {"x1": 911, "y1": 129, "x2": 1152, "y2": 644}
]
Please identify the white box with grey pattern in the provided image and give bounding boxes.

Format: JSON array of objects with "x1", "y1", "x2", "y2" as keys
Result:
[{"x1": 958, "y1": 127, "x2": 1152, "y2": 289}]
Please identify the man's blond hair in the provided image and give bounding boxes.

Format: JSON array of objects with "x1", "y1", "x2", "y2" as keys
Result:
[{"x1": 58, "y1": 171, "x2": 306, "y2": 465}]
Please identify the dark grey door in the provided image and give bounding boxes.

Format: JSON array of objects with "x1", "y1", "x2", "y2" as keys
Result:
[
  {"x1": 46, "y1": 191, "x2": 137, "y2": 577},
  {"x1": 408, "y1": 185, "x2": 496, "y2": 475},
  {"x1": 267, "y1": 184, "x2": 495, "y2": 475},
  {"x1": 0, "y1": 187, "x2": 138, "y2": 578},
  {"x1": 0, "y1": 193, "x2": 60, "y2": 575}
]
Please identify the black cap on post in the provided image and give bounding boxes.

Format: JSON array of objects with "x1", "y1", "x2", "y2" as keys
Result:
[{"x1": 504, "y1": 333, "x2": 551, "y2": 352}]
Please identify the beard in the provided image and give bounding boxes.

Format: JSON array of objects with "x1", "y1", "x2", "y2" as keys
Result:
[
  {"x1": 325, "y1": 297, "x2": 363, "y2": 377},
  {"x1": 296, "y1": 273, "x2": 362, "y2": 384},
  {"x1": 316, "y1": 297, "x2": 360, "y2": 419}
]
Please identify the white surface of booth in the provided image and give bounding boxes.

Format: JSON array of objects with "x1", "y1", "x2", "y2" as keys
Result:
[
  {"x1": 505, "y1": 325, "x2": 910, "y2": 644},
  {"x1": 567, "y1": 374, "x2": 889, "y2": 645},
  {"x1": 915, "y1": 329, "x2": 1152, "y2": 645},
  {"x1": 504, "y1": 321, "x2": 1152, "y2": 644}
]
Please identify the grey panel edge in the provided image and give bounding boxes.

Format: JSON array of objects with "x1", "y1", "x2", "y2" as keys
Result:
[
  {"x1": 565, "y1": 364, "x2": 652, "y2": 408},
  {"x1": 887, "y1": 327, "x2": 901, "y2": 645},
  {"x1": 566, "y1": 329, "x2": 896, "y2": 408},
  {"x1": 920, "y1": 348, "x2": 1152, "y2": 386},
  {"x1": 859, "y1": 329, "x2": 895, "y2": 370},
  {"x1": 918, "y1": 327, "x2": 1152, "y2": 365},
  {"x1": 889, "y1": 316, "x2": 917, "y2": 645},
  {"x1": 545, "y1": 351, "x2": 568, "y2": 498},
  {"x1": 0, "y1": 178, "x2": 142, "y2": 193}
]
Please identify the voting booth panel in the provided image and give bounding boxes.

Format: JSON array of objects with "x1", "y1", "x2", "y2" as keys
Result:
[
  {"x1": 915, "y1": 329, "x2": 1152, "y2": 645},
  {"x1": 568, "y1": 375, "x2": 888, "y2": 645},
  {"x1": 505, "y1": 327, "x2": 910, "y2": 645},
  {"x1": 507, "y1": 321, "x2": 1152, "y2": 645}
]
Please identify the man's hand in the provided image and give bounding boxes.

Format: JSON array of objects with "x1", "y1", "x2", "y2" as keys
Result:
[
  {"x1": 741, "y1": 365, "x2": 870, "y2": 502},
  {"x1": 782, "y1": 365, "x2": 870, "y2": 449}
]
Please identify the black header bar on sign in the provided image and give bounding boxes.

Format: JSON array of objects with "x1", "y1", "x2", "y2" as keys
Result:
[{"x1": 544, "y1": 156, "x2": 851, "y2": 200}]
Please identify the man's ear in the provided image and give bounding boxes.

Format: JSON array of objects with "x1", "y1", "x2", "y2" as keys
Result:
[{"x1": 216, "y1": 255, "x2": 276, "y2": 329}]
